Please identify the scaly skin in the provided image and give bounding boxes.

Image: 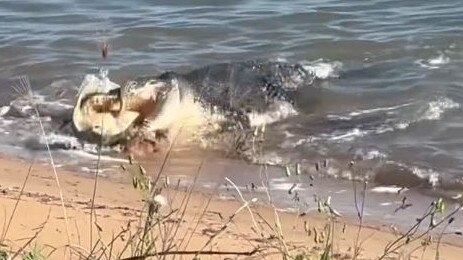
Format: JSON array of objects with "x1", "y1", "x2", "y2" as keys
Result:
[{"x1": 73, "y1": 60, "x2": 314, "y2": 146}]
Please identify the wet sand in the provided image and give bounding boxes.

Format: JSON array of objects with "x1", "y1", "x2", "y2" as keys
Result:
[{"x1": 1, "y1": 153, "x2": 463, "y2": 259}]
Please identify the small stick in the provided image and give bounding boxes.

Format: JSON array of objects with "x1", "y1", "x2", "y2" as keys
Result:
[
  {"x1": 196, "y1": 197, "x2": 258, "y2": 257},
  {"x1": 120, "y1": 248, "x2": 261, "y2": 259},
  {"x1": 101, "y1": 42, "x2": 109, "y2": 59}
]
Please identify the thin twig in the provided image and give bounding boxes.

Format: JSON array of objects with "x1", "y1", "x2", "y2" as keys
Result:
[
  {"x1": 172, "y1": 162, "x2": 211, "y2": 259},
  {"x1": 180, "y1": 193, "x2": 213, "y2": 251},
  {"x1": 74, "y1": 219, "x2": 81, "y2": 247},
  {"x1": 260, "y1": 164, "x2": 290, "y2": 256},
  {"x1": 435, "y1": 220, "x2": 452, "y2": 260},
  {"x1": 353, "y1": 181, "x2": 367, "y2": 259},
  {"x1": 120, "y1": 248, "x2": 261, "y2": 260},
  {"x1": 17, "y1": 76, "x2": 71, "y2": 245},
  {"x1": 225, "y1": 177, "x2": 259, "y2": 231},
  {"x1": 90, "y1": 117, "x2": 104, "y2": 249},
  {"x1": 196, "y1": 198, "x2": 257, "y2": 257},
  {"x1": 152, "y1": 126, "x2": 184, "y2": 186},
  {"x1": 379, "y1": 203, "x2": 463, "y2": 259},
  {"x1": 163, "y1": 168, "x2": 201, "y2": 258}
]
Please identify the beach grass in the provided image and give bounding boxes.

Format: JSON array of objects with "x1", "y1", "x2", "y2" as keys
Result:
[{"x1": 0, "y1": 77, "x2": 462, "y2": 260}]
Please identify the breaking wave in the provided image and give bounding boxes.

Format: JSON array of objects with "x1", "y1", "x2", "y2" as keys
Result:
[
  {"x1": 373, "y1": 162, "x2": 441, "y2": 188},
  {"x1": 295, "y1": 97, "x2": 460, "y2": 144}
]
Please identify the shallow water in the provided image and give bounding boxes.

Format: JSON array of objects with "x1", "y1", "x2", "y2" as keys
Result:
[{"x1": 1, "y1": 0, "x2": 463, "y2": 218}]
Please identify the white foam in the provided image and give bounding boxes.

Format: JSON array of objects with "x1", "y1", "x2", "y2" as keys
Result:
[
  {"x1": 326, "y1": 167, "x2": 340, "y2": 177},
  {"x1": 411, "y1": 167, "x2": 440, "y2": 187},
  {"x1": 247, "y1": 101, "x2": 298, "y2": 126},
  {"x1": 287, "y1": 137, "x2": 312, "y2": 148},
  {"x1": 367, "y1": 150, "x2": 387, "y2": 159},
  {"x1": 0, "y1": 106, "x2": 10, "y2": 117},
  {"x1": 0, "y1": 118, "x2": 14, "y2": 126},
  {"x1": 428, "y1": 54, "x2": 450, "y2": 65},
  {"x1": 326, "y1": 114, "x2": 352, "y2": 121},
  {"x1": 80, "y1": 166, "x2": 112, "y2": 176},
  {"x1": 314, "y1": 98, "x2": 459, "y2": 144},
  {"x1": 395, "y1": 122, "x2": 410, "y2": 129},
  {"x1": 77, "y1": 73, "x2": 120, "y2": 97},
  {"x1": 301, "y1": 60, "x2": 342, "y2": 79},
  {"x1": 370, "y1": 186, "x2": 408, "y2": 194},
  {"x1": 374, "y1": 125, "x2": 395, "y2": 134},
  {"x1": 274, "y1": 57, "x2": 289, "y2": 63},
  {"x1": 269, "y1": 182, "x2": 301, "y2": 191},
  {"x1": 255, "y1": 152, "x2": 287, "y2": 165},
  {"x1": 303, "y1": 124, "x2": 390, "y2": 145},
  {"x1": 35, "y1": 133, "x2": 128, "y2": 163},
  {"x1": 357, "y1": 149, "x2": 387, "y2": 160},
  {"x1": 327, "y1": 128, "x2": 366, "y2": 142},
  {"x1": 40, "y1": 133, "x2": 80, "y2": 147},
  {"x1": 421, "y1": 97, "x2": 459, "y2": 121},
  {"x1": 289, "y1": 131, "x2": 378, "y2": 147},
  {"x1": 348, "y1": 103, "x2": 411, "y2": 117},
  {"x1": 71, "y1": 149, "x2": 129, "y2": 163},
  {"x1": 270, "y1": 177, "x2": 291, "y2": 183},
  {"x1": 415, "y1": 53, "x2": 450, "y2": 69}
]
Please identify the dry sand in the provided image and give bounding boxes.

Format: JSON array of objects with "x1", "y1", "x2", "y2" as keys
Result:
[{"x1": 1, "y1": 153, "x2": 463, "y2": 259}]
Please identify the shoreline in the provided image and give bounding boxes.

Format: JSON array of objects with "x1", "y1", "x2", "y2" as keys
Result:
[{"x1": 1, "y1": 153, "x2": 463, "y2": 259}]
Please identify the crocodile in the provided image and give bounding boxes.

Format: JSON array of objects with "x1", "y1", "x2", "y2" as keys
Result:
[{"x1": 72, "y1": 60, "x2": 315, "y2": 146}]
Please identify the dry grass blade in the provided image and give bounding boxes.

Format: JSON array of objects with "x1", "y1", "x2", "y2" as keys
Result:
[
  {"x1": 379, "y1": 202, "x2": 463, "y2": 259},
  {"x1": 164, "y1": 157, "x2": 205, "y2": 254},
  {"x1": 11, "y1": 76, "x2": 32, "y2": 99},
  {"x1": 225, "y1": 177, "x2": 259, "y2": 231},
  {"x1": 119, "y1": 248, "x2": 261, "y2": 260},
  {"x1": 196, "y1": 195, "x2": 258, "y2": 257},
  {"x1": 87, "y1": 221, "x2": 262, "y2": 260},
  {"x1": 260, "y1": 165, "x2": 290, "y2": 256},
  {"x1": 67, "y1": 243, "x2": 93, "y2": 259},
  {"x1": 179, "y1": 193, "x2": 213, "y2": 251},
  {"x1": 94, "y1": 225, "x2": 132, "y2": 260},
  {"x1": 152, "y1": 126, "x2": 184, "y2": 186},
  {"x1": 13, "y1": 76, "x2": 71, "y2": 246},
  {"x1": 353, "y1": 180, "x2": 367, "y2": 260},
  {"x1": 90, "y1": 117, "x2": 104, "y2": 249}
]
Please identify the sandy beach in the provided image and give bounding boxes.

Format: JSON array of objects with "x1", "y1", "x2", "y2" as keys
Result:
[
  {"x1": 0, "y1": 152, "x2": 462, "y2": 260},
  {"x1": 2, "y1": 0, "x2": 463, "y2": 259}
]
